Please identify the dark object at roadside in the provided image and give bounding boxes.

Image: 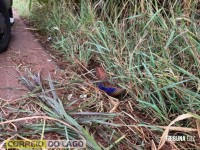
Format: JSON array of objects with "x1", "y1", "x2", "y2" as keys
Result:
[
  {"x1": 0, "y1": 0, "x2": 13, "y2": 53},
  {"x1": 95, "y1": 66, "x2": 126, "y2": 99},
  {"x1": 97, "y1": 83, "x2": 126, "y2": 98}
]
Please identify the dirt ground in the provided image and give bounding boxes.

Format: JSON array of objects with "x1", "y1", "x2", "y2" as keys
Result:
[{"x1": 0, "y1": 10, "x2": 59, "y2": 100}]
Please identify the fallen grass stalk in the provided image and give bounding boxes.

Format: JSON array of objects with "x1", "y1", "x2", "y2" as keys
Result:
[
  {"x1": 157, "y1": 126, "x2": 197, "y2": 132},
  {"x1": 0, "y1": 116, "x2": 81, "y2": 137}
]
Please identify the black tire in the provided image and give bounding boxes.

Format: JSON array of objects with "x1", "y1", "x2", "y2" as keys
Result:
[{"x1": 0, "y1": 0, "x2": 11, "y2": 53}]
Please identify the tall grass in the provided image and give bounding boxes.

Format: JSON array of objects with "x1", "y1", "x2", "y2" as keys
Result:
[
  {"x1": 13, "y1": 0, "x2": 200, "y2": 149},
  {"x1": 28, "y1": 0, "x2": 200, "y2": 120},
  {"x1": 13, "y1": 0, "x2": 30, "y2": 16}
]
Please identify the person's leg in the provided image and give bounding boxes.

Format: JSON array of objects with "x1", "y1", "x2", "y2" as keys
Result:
[
  {"x1": 9, "y1": 0, "x2": 14, "y2": 25},
  {"x1": 9, "y1": 8, "x2": 13, "y2": 18}
]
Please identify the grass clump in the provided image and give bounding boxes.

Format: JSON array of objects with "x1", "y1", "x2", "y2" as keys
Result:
[
  {"x1": 13, "y1": 0, "x2": 30, "y2": 17},
  {"x1": 12, "y1": 0, "x2": 200, "y2": 149}
]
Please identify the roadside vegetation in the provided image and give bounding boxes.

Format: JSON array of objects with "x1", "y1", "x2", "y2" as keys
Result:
[{"x1": 8, "y1": 0, "x2": 200, "y2": 149}]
